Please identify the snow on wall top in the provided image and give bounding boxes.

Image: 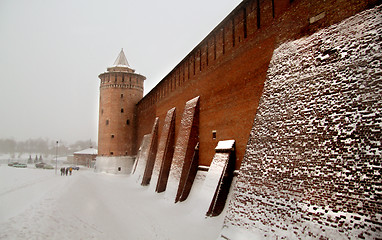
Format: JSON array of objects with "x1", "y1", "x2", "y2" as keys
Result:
[
  {"x1": 215, "y1": 140, "x2": 235, "y2": 151},
  {"x1": 224, "y1": 5, "x2": 382, "y2": 240},
  {"x1": 73, "y1": 148, "x2": 97, "y2": 155}
]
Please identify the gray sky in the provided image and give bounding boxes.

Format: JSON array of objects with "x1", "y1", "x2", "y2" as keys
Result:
[{"x1": 0, "y1": 0, "x2": 242, "y2": 144}]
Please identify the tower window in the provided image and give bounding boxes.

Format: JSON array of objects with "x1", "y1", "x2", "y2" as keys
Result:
[
  {"x1": 115, "y1": 74, "x2": 117, "y2": 82},
  {"x1": 111, "y1": 134, "x2": 114, "y2": 138},
  {"x1": 110, "y1": 152, "x2": 114, "y2": 155},
  {"x1": 101, "y1": 109, "x2": 104, "y2": 114},
  {"x1": 121, "y1": 94, "x2": 124, "y2": 98},
  {"x1": 121, "y1": 108, "x2": 124, "y2": 113},
  {"x1": 212, "y1": 130, "x2": 217, "y2": 139},
  {"x1": 122, "y1": 75, "x2": 124, "y2": 82},
  {"x1": 106, "y1": 120, "x2": 109, "y2": 125},
  {"x1": 126, "y1": 119, "x2": 130, "y2": 125}
]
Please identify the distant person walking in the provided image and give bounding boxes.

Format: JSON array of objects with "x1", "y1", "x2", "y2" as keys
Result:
[
  {"x1": 69, "y1": 167, "x2": 72, "y2": 176},
  {"x1": 60, "y1": 167, "x2": 65, "y2": 176},
  {"x1": 65, "y1": 167, "x2": 68, "y2": 176}
]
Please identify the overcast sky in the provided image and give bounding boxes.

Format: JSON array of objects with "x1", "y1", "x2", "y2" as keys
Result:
[{"x1": 0, "y1": 0, "x2": 242, "y2": 144}]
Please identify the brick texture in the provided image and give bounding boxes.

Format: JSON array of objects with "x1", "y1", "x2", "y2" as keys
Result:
[
  {"x1": 135, "y1": 0, "x2": 379, "y2": 170},
  {"x1": 98, "y1": 69, "x2": 145, "y2": 157},
  {"x1": 141, "y1": 118, "x2": 158, "y2": 186},
  {"x1": 165, "y1": 97, "x2": 200, "y2": 202},
  {"x1": 223, "y1": 6, "x2": 382, "y2": 239},
  {"x1": 152, "y1": 108, "x2": 176, "y2": 193},
  {"x1": 97, "y1": 0, "x2": 381, "y2": 237}
]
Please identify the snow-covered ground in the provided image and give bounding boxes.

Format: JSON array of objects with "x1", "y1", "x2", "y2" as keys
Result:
[{"x1": 0, "y1": 164, "x2": 226, "y2": 239}]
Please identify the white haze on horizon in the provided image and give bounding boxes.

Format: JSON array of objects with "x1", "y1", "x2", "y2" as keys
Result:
[{"x1": 0, "y1": 0, "x2": 242, "y2": 144}]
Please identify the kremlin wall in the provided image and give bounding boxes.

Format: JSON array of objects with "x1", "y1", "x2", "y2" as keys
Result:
[
  {"x1": 96, "y1": 0, "x2": 381, "y2": 238},
  {"x1": 135, "y1": 0, "x2": 380, "y2": 170}
]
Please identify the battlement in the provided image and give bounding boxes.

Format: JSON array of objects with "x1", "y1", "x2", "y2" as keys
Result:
[
  {"x1": 137, "y1": 0, "x2": 377, "y2": 111},
  {"x1": 135, "y1": 0, "x2": 379, "y2": 169}
]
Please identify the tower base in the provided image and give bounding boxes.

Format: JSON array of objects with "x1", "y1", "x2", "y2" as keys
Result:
[{"x1": 95, "y1": 156, "x2": 136, "y2": 175}]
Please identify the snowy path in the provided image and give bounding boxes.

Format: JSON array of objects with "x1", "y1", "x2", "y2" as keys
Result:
[{"x1": 0, "y1": 165, "x2": 225, "y2": 240}]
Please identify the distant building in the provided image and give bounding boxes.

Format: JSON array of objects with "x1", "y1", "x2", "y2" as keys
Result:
[
  {"x1": 73, "y1": 148, "x2": 97, "y2": 167},
  {"x1": 66, "y1": 155, "x2": 74, "y2": 164}
]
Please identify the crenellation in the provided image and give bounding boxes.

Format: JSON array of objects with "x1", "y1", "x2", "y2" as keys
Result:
[
  {"x1": 197, "y1": 48, "x2": 202, "y2": 72},
  {"x1": 213, "y1": 34, "x2": 217, "y2": 60},
  {"x1": 234, "y1": 9, "x2": 244, "y2": 45},
  {"x1": 203, "y1": 40, "x2": 209, "y2": 67},
  {"x1": 215, "y1": 28, "x2": 224, "y2": 60},
  {"x1": 245, "y1": 1, "x2": 257, "y2": 37}
]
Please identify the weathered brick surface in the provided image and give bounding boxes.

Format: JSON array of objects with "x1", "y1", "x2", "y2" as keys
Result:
[
  {"x1": 224, "y1": 6, "x2": 382, "y2": 239},
  {"x1": 98, "y1": 69, "x2": 145, "y2": 157},
  {"x1": 135, "y1": 0, "x2": 379, "y2": 170},
  {"x1": 205, "y1": 140, "x2": 236, "y2": 217},
  {"x1": 165, "y1": 97, "x2": 199, "y2": 202},
  {"x1": 141, "y1": 117, "x2": 158, "y2": 186},
  {"x1": 97, "y1": 0, "x2": 381, "y2": 236},
  {"x1": 132, "y1": 118, "x2": 158, "y2": 185},
  {"x1": 132, "y1": 134, "x2": 151, "y2": 182},
  {"x1": 151, "y1": 108, "x2": 176, "y2": 193}
]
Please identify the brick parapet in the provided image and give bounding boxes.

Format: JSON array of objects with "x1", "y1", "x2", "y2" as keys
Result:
[
  {"x1": 137, "y1": 0, "x2": 379, "y2": 111},
  {"x1": 136, "y1": 0, "x2": 379, "y2": 169}
]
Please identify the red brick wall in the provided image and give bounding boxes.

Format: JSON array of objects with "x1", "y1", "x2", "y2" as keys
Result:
[
  {"x1": 136, "y1": 0, "x2": 379, "y2": 169},
  {"x1": 223, "y1": 5, "x2": 382, "y2": 238}
]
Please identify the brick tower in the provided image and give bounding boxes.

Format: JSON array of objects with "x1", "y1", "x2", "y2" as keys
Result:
[{"x1": 96, "y1": 49, "x2": 146, "y2": 174}]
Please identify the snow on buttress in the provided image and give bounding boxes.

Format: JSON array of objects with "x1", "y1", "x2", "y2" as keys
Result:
[{"x1": 215, "y1": 140, "x2": 235, "y2": 151}]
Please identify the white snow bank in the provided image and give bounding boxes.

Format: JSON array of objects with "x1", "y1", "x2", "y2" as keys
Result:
[{"x1": 0, "y1": 165, "x2": 228, "y2": 240}]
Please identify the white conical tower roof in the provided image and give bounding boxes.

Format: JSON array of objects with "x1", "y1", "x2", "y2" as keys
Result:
[{"x1": 113, "y1": 48, "x2": 130, "y2": 67}]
